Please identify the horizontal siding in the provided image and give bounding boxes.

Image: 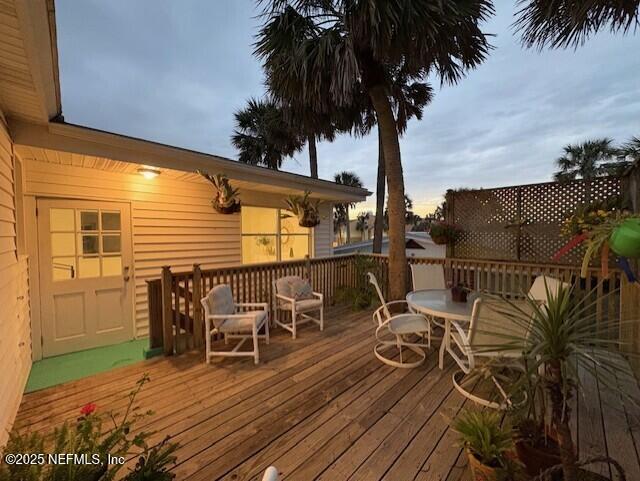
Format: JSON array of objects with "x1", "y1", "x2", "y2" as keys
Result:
[
  {"x1": 0, "y1": 118, "x2": 31, "y2": 448},
  {"x1": 314, "y1": 203, "x2": 333, "y2": 257},
  {"x1": 25, "y1": 160, "x2": 333, "y2": 338}
]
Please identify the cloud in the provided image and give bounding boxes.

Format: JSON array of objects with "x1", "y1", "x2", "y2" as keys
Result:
[{"x1": 57, "y1": 0, "x2": 640, "y2": 217}]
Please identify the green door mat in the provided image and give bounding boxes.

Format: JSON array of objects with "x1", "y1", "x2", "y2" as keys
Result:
[{"x1": 25, "y1": 339, "x2": 150, "y2": 393}]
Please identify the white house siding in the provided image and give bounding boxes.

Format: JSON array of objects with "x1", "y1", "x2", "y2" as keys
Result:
[
  {"x1": 313, "y1": 203, "x2": 333, "y2": 257},
  {"x1": 0, "y1": 118, "x2": 31, "y2": 447},
  {"x1": 23, "y1": 159, "x2": 333, "y2": 338}
]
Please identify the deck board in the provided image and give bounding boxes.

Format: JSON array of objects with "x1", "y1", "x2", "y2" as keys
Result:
[{"x1": 12, "y1": 306, "x2": 640, "y2": 481}]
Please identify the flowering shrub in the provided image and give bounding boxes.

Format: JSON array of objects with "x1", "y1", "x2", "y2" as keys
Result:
[
  {"x1": 0, "y1": 375, "x2": 178, "y2": 481},
  {"x1": 429, "y1": 222, "x2": 462, "y2": 245},
  {"x1": 561, "y1": 197, "x2": 624, "y2": 237}
]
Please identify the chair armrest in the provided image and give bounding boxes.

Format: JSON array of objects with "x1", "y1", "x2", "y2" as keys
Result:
[
  {"x1": 451, "y1": 321, "x2": 470, "y2": 349},
  {"x1": 207, "y1": 313, "x2": 261, "y2": 320},
  {"x1": 236, "y1": 302, "x2": 269, "y2": 310},
  {"x1": 312, "y1": 292, "x2": 324, "y2": 301}
]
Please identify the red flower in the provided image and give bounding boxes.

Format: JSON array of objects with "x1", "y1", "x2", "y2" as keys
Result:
[{"x1": 80, "y1": 403, "x2": 97, "y2": 416}]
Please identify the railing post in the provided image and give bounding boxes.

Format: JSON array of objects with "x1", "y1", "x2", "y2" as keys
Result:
[
  {"x1": 621, "y1": 275, "x2": 640, "y2": 377},
  {"x1": 193, "y1": 263, "x2": 204, "y2": 348},
  {"x1": 161, "y1": 266, "x2": 174, "y2": 356}
]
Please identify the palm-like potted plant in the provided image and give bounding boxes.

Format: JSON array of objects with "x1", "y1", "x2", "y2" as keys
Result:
[
  {"x1": 452, "y1": 410, "x2": 519, "y2": 481},
  {"x1": 482, "y1": 282, "x2": 632, "y2": 480},
  {"x1": 198, "y1": 171, "x2": 241, "y2": 214},
  {"x1": 284, "y1": 191, "x2": 322, "y2": 228}
]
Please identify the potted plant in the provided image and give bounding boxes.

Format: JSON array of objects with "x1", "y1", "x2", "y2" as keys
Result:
[
  {"x1": 284, "y1": 191, "x2": 322, "y2": 228},
  {"x1": 198, "y1": 171, "x2": 241, "y2": 214},
  {"x1": 429, "y1": 221, "x2": 462, "y2": 245},
  {"x1": 483, "y1": 282, "x2": 631, "y2": 480},
  {"x1": 452, "y1": 410, "x2": 518, "y2": 481}
]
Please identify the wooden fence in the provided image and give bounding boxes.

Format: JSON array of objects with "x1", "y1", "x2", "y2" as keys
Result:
[{"x1": 148, "y1": 253, "x2": 631, "y2": 356}]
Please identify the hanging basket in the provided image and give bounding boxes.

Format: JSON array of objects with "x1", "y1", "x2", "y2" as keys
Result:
[
  {"x1": 212, "y1": 201, "x2": 241, "y2": 215},
  {"x1": 609, "y1": 218, "x2": 640, "y2": 258},
  {"x1": 297, "y1": 210, "x2": 321, "y2": 228},
  {"x1": 431, "y1": 235, "x2": 449, "y2": 245}
]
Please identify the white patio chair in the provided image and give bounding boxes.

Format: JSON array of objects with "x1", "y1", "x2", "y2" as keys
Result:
[
  {"x1": 447, "y1": 275, "x2": 568, "y2": 409},
  {"x1": 368, "y1": 272, "x2": 431, "y2": 368},
  {"x1": 273, "y1": 276, "x2": 324, "y2": 339},
  {"x1": 262, "y1": 466, "x2": 279, "y2": 481},
  {"x1": 201, "y1": 284, "x2": 269, "y2": 365},
  {"x1": 410, "y1": 263, "x2": 447, "y2": 329}
]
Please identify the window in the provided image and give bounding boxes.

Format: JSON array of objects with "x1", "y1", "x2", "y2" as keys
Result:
[
  {"x1": 49, "y1": 208, "x2": 123, "y2": 280},
  {"x1": 241, "y1": 206, "x2": 311, "y2": 264}
]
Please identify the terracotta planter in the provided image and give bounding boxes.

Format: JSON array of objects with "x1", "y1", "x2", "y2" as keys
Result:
[
  {"x1": 610, "y1": 218, "x2": 640, "y2": 258},
  {"x1": 466, "y1": 450, "x2": 499, "y2": 481},
  {"x1": 515, "y1": 439, "x2": 562, "y2": 478}
]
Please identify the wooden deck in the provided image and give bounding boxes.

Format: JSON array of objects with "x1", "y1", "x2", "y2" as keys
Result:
[{"x1": 13, "y1": 305, "x2": 640, "y2": 480}]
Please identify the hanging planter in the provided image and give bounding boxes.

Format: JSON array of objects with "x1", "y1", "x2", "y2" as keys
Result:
[
  {"x1": 609, "y1": 218, "x2": 640, "y2": 258},
  {"x1": 429, "y1": 221, "x2": 462, "y2": 245},
  {"x1": 198, "y1": 171, "x2": 241, "y2": 214},
  {"x1": 284, "y1": 191, "x2": 322, "y2": 228}
]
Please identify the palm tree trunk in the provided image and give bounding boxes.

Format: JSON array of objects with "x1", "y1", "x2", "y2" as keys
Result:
[
  {"x1": 369, "y1": 85, "x2": 407, "y2": 300},
  {"x1": 373, "y1": 125, "x2": 385, "y2": 254},
  {"x1": 308, "y1": 134, "x2": 318, "y2": 179},
  {"x1": 346, "y1": 205, "x2": 351, "y2": 244}
]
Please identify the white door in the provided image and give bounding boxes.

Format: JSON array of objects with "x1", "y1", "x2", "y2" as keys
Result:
[{"x1": 38, "y1": 199, "x2": 134, "y2": 357}]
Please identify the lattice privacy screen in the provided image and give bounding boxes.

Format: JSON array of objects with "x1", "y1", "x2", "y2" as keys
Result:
[{"x1": 447, "y1": 177, "x2": 623, "y2": 264}]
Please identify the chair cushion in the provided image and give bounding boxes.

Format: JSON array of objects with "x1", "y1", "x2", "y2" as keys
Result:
[
  {"x1": 219, "y1": 310, "x2": 267, "y2": 333},
  {"x1": 276, "y1": 275, "x2": 300, "y2": 298},
  {"x1": 207, "y1": 284, "x2": 235, "y2": 316},
  {"x1": 295, "y1": 298, "x2": 322, "y2": 311},
  {"x1": 290, "y1": 277, "x2": 314, "y2": 300},
  {"x1": 388, "y1": 315, "x2": 430, "y2": 335}
]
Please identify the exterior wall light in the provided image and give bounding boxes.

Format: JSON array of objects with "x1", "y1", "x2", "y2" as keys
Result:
[{"x1": 137, "y1": 166, "x2": 161, "y2": 179}]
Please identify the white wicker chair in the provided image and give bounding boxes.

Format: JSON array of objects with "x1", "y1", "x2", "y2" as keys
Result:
[
  {"x1": 273, "y1": 276, "x2": 324, "y2": 339},
  {"x1": 201, "y1": 284, "x2": 269, "y2": 365},
  {"x1": 368, "y1": 272, "x2": 431, "y2": 368}
]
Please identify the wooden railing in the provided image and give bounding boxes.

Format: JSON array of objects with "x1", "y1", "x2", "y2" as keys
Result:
[
  {"x1": 148, "y1": 254, "x2": 358, "y2": 355},
  {"x1": 148, "y1": 253, "x2": 634, "y2": 357}
]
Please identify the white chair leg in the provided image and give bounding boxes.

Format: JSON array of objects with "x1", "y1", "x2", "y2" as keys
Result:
[
  {"x1": 320, "y1": 306, "x2": 324, "y2": 331},
  {"x1": 205, "y1": 320, "x2": 211, "y2": 364},
  {"x1": 292, "y1": 307, "x2": 297, "y2": 339},
  {"x1": 253, "y1": 324, "x2": 259, "y2": 365},
  {"x1": 224, "y1": 333, "x2": 228, "y2": 345},
  {"x1": 265, "y1": 314, "x2": 270, "y2": 345}
]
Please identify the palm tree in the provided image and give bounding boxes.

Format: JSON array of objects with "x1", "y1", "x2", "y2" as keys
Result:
[
  {"x1": 619, "y1": 136, "x2": 640, "y2": 162},
  {"x1": 231, "y1": 98, "x2": 304, "y2": 170},
  {"x1": 554, "y1": 138, "x2": 629, "y2": 181},
  {"x1": 515, "y1": 0, "x2": 640, "y2": 49},
  {"x1": 333, "y1": 203, "x2": 348, "y2": 245},
  {"x1": 334, "y1": 171, "x2": 364, "y2": 244},
  {"x1": 256, "y1": 1, "x2": 492, "y2": 299}
]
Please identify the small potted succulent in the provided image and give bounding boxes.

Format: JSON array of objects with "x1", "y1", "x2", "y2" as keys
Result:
[
  {"x1": 452, "y1": 410, "x2": 519, "y2": 481},
  {"x1": 198, "y1": 171, "x2": 241, "y2": 214},
  {"x1": 284, "y1": 191, "x2": 322, "y2": 228},
  {"x1": 429, "y1": 221, "x2": 462, "y2": 245}
]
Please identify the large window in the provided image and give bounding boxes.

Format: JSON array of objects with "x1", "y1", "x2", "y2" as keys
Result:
[{"x1": 241, "y1": 206, "x2": 311, "y2": 264}]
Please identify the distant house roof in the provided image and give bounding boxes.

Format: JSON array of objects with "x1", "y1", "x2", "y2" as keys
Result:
[{"x1": 334, "y1": 232, "x2": 438, "y2": 254}]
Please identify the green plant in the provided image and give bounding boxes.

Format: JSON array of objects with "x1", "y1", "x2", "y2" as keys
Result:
[
  {"x1": 429, "y1": 222, "x2": 462, "y2": 245},
  {"x1": 284, "y1": 191, "x2": 322, "y2": 228},
  {"x1": 0, "y1": 375, "x2": 178, "y2": 481},
  {"x1": 198, "y1": 172, "x2": 241, "y2": 214},
  {"x1": 334, "y1": 255, "x2": 380, "y2": 311},
  {"x1": 452, "y1": 410, "x2": 513, "y2": 468},
  {"x1": 560, "y1": 197, "x2": 625, "y2": 237},
  {"x1": 482, "y1": 282, "x2": 636, "y2": 481}
]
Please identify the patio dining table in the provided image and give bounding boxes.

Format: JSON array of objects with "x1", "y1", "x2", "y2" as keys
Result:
[{"x1": 406, "y1": 289, "x2": 475, "y2": 369}]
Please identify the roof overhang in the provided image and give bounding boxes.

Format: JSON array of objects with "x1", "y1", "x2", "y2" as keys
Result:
[{"x1": 9, "y1": 119, "x2": 371, "y2": 203}]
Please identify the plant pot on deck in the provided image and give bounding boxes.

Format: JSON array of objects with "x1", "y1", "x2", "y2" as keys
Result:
[
  {"x1": 466, "y1": 450, "x2": 499, "y2": 481},
  {"x1": 609, "y1": 218, "x2": 640, "y2": 258},
  {"x1": 515, "y1": 438, "x2": 562, "y2": 479}
]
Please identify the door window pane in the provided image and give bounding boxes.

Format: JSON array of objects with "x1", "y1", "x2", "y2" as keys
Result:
[
  {"x1": 51, "y1": 233, "x2": 76, "y2": 256},
  {"x1": 81, "y1": 235, "x2": 99, "y2": 254},
  {"x1": 50, "y1": 208, "x2": 74, "y2": 232},
  {"x1": 102, "y1": 234, "x2": 121, "y2": 253},
  {"x1": 80, "y1": 211, "x2": 99, "y2": 231},
  {"x1": 78, "y1": 256, "x2": 100, "y2": 278},
  {"x1": 241, "y1": 207, "x2": 278, "y2": 234},
  {"x1": 101, "y1": 212, "x2": 121, "y2": 231},
  {"x1": 281, "y1": 235, "x2": 309, "y2": 260},
  {"x1": 242, "y1": 235, "x2": 277, "y2": 264},
  {"x1": 102, "y1": 256, "x2": 122, "y2": 276},
  {"x1": 52, "y1": 257, "x2": 76, "y2": 281},
  {"x1": 281, "y1": 211, "x2": 310, "y2": 235}
]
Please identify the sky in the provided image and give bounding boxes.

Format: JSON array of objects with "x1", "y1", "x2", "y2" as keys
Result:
[{"x1": 56, "y1": 0, "x2": 640, "y2": 217}]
